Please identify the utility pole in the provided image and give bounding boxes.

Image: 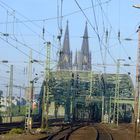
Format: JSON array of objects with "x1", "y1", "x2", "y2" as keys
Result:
[
  {"x1": 135, "y1": 26, "x2": 140, "y2": 134},
  {"x1": 104, "y1": 29, "x2": 108, "y2": 73},
  {"x1": 113, "y1": 59, "x2": 120, "y2": 126},
  {"x1": 8, "y1": 65, "x2": 13, "y2": 123},
  {"x1": 89, "y1": 70, "x2": 93, "y2": 97},
  {"x1": 101, "y1": 95, "x2": 105, "y2": 122},
  {"x1": 19, "y1": 86, "x2": 22, "y2": 114},
  {"x1": 116, "y1": 60, "x2": 120, "y2": 126},
  {"x1": 64, "y1": 82, "x2": 71, "y2": 122},
  {"x1": 113, "y1": 59, "x2": 124, "y2": 126},
  {"x1": 25, "y1": 50, "x2": 32, "y2": 132},
  {"x1": 71, "y1": 72, "x2": 75, "y2": 122},
  {"x1": 41, "y1": 42, "x2": 51, "y2": 129},
  {"x1": 6, "y1": 85, "x2": 8, "y2": 122},
  {"x1": 109, "y1": 96, "x2": 112, "y2": 123},
  {"x1": 99, "y1": 73, "x2": 105, "y2": 122}
]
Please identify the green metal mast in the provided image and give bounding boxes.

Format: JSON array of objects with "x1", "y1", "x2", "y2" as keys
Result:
[
  {"x1": 41, "y1": 42, "x2": 51, "y2": 129},
  {"x1": 9, "y1": 65, "x2": 13, "y2": 123},
  {"x1": 113, "y1": 59, "x2": 124, "y2": 126},
  {"x1": 25, "y1": 50, "x2": 32, "y2": 132}
]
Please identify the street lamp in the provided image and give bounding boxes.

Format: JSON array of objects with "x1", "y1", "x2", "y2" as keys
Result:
[
  {"x1": 0, "y1": 60, "x2": 8, "y2": 63},
  {"x1": 133, "y1": 5, "x2": 140, "y2": 9}
]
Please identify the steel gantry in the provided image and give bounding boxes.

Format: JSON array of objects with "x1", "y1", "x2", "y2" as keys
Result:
[{"x1": 39, "y1": 70, "x2": 134, "y2": 124}]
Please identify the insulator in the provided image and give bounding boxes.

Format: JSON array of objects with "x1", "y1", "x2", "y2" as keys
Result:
[
  {"x1": 59, "y1": 50, "x2": 63, "y2": 56},
  {"x1": 57, "y1": 35, "x2": 61, "y2": 41},
  {"x1": 106, "y1": 30, "x2": 108, "y2": 37},
  {"x1": 43, "y1": 27, "x2": 45, "y2": 34},
  {"x1": 42, "y1": 27, "x2": 45, "y2": 39},
  {"x1": 118, "y1": 31, "x2": 120, "y2": 38},
  {"x1": 60, "y1": 29, "x2": 63, "y2": 35},
  {"x1": 72, "y1": 73, "x2": 74, "y2": 78}
]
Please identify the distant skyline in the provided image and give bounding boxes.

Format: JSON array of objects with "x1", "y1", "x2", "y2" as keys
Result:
[{"x1": 0, "y1": 0, "x2": 140, "y2": 95}]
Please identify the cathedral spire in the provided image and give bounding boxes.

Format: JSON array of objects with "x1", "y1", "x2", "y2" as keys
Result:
[
  {"x1": 80, "y1": 22, "x2": 91, "y2": 70},
  {"x1": 81, "y1": 21, "x2": 89, "y2": 55},
  {"x1": 62, "y1": 20, "x2": 70, "y2": 54},
  {"x1": 58, "y1": 21, "x2": 72, "y2": 70}
]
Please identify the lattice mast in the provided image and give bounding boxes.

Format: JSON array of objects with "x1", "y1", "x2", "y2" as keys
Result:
[
  {"x1": 41, "y1": 42, "x2": 51, "y2": 129},
  {"x1": 25, "y1": 50, "x2": 32, "y2": 132}
]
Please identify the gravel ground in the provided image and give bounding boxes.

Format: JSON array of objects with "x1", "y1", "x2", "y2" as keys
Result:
[
  {"x1": 102, "y1": 123, "x2": 140, "y2": 140},
  {"x1": 69, "y1": 126, "x2": 97, "y2": 140},
  {"x1": 68, "y1": 123, "x2": 140, "y2": 140}
]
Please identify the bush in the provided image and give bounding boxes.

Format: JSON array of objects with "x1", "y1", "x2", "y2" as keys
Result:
[{"x1": 9, "y1": 128, "x2": 23, "y2": 134}]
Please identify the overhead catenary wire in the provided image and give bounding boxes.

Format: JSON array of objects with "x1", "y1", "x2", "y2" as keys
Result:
[
  {"x1": 0, "y1": 35, "x2": 51, "y2": 68},
  {"x1": 0, "y1": 35, "x2": 29, "y2": 57},
  {"x1": 1, "y1": 0, "x2": 129, "y2": 65},
  {"x1": 97, "y1": 0, "x2": 106, "y2": 33},
  {"x1": 91, "y1": 0, "x2": 98, "y2": 33},
  {"x1": 0, "y1": 0, "x2": 135, "y2": 64},
  {"x1": 93, "y1": 0, "x2": 135, "y2": 66},
  {"x1": 0, "y1": 0, "x2": 53, "y2": 37},
  {"x1": 92, "y1": 0, "x2": 106, "y2": 70},
  {"x1": 0, "y1": 0, "x2": 136, "y2": 75},
  {"x1": 97, "y1": 0, "x2": 135, "y2": 65},
  {"x1": 0, "y1": 0, "x2": 61, "y2": 55},
  {"x1": 9, "y1": 35, "x2": 46, "y2": 57},
  {"x1": 0, "y1": 0, "x2": 112, "y2": 25},
  {"x1": 74, "y1": 0, "x2": 116, "y2": 64}
]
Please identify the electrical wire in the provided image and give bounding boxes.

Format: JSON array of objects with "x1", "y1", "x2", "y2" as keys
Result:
[
  {"x1": 0, "y1": 35, "x2": 29, "y2": 57},
  {"x1": 0, "y1": 0, "x2": 112, "y2": 25},
  {"x1": 0, "y1": 0, "x2": 53, "y2": 37},
  {"x1": 74, "y1": 0, "x2": 116, "y2": 64},
  {"x1": 0, "y1": 0, "x2": 61, "y2": 57},
  {"x1": 9, "y1": 35, "x2": 46, "y2": 57},
  {"x1": 0, "y1": 0, "x2": 115, "y2": 60},
  {"x1": 91, "y1": 0, "x2": 98, "y2": 33}
]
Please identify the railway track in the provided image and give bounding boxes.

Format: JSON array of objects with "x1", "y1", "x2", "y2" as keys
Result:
[
  {"x1": 94, "y1": 124, "x2": 113, "y2": 140},
  {"x1": 39, "y1": 124, "x2": 84, "y2": 140},
  {"x1": 0, "y1": 121, "x2": 114, "y2": 140},
  {"x1": 67, "y1": 123, "x2": 113, "y2": 140}
]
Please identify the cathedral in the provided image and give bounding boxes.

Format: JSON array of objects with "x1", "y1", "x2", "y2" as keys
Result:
[{"x1": 58, "y1": 21, "x2": 91, "y2": 71}]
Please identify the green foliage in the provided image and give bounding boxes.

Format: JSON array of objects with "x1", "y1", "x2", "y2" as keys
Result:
[
  {"x1": 9, "y1": 128, "x2": 23, "y2": 134},
  {"x1": 11, "y1": 105, "x2": 26, "y2": 116},
  {"x1": 11, "y1": 104, "x2": 39, "y2": 116}
]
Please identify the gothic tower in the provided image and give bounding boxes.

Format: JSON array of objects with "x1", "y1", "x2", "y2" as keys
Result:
[
  {"x1": 58, "y1": 21, "x2": 72, "y2": 70},
  {"x1": 80, "y1": 22, "x2": 91, "y2": 71}
]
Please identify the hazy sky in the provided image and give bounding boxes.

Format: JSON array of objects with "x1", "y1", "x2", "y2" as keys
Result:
[{"x1": 0, "y1": 0, "x2": 140, "y2": 95}]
